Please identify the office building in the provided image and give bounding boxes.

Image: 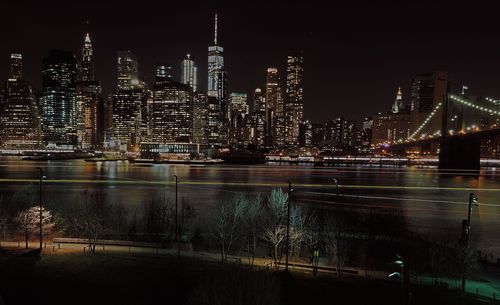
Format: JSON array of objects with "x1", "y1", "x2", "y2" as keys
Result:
[{"x1": 41, "y1": 50, "x2": 78, "y2": 146}]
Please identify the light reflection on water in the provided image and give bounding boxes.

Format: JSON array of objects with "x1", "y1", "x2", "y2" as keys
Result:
[{"x1": 0, "y1": 157, "x2": 499, "y2": 254}]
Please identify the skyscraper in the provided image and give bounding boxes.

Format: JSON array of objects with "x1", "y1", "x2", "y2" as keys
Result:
[
  {"x1": 251, "y1": 88, "x2": 266, "y2": 147},
  {"x1": 265, "y1": 67, "x2": 279, "y2": 145},
  {"x1": 181, "y1": 54, "x2": 198, "y2": 92},
  {"x1": 285, "y1": 53, "x2": 304, "y2": 146},
  {"x1": 76, "y1": 33, "x2": 102, "y2": 148},
  {"x1": 155, "y1": 63, "x2": 173, "y2": 84},
  {"x1": 409, "y1": 71, "x2": 448, "y2": 136},
  {"x1": 117, "y1": 51, "x2": 139, "y2": 90},
  {"x1": 9, "y1": 53, "x2": 22, "y2": 80},
  {"x1": 193, "y1": 92, "x2": 209, "y2": 144},
  {"x1": 80, "y1": 33, "x2": 94, "y2": 82},
  {"x1": 391, "y1": 86, "x2": 403, "y2": 113},
  {"x1": 207, "y1": 13, "x2": 228, "y2": 144},
  {"x1": 208, "y1": 14, "x2": 224, "y2": 97},
  {"x1": 111, "y1": 89, "x2": 144, "y2": 150},
  {"x1": 0, "y1": 53, "x2": 40, "y2": 148},
  {"x1": 41, "y1": 50, "x2": 78, "y2": 146},
  {"x1": 151, "y1": 81, "x2": 193, "y2": 143},
  {"x1": 228, "y1": 93, "x2": 248, "y2": 146}
]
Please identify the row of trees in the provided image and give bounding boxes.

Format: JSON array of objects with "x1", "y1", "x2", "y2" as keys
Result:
[{"x1": 0, "y1": 186, "x2": 479, "y2": 281}]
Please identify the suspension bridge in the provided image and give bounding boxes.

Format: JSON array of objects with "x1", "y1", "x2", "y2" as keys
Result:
[{"x1": 386, "y1": 93, "x2": 500, "y2": 171}]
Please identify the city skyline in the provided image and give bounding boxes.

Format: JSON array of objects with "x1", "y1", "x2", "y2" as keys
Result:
[{"x1": 3, "y1": 1, "x2": 500, "y2": 123}]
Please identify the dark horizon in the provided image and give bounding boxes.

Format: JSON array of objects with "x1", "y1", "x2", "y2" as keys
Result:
[{"x1": 2, "y1": 0, "x2": 500, "y2": 123}]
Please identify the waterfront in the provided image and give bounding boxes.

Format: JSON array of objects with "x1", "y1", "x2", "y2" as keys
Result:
[{"x1": 1, "y1": 156, "x2": 499, "y2": 255}]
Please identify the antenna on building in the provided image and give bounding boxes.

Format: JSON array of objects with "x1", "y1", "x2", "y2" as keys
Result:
[{"x1": 214, "y1": 13, "x2": 218, "y2": 45}]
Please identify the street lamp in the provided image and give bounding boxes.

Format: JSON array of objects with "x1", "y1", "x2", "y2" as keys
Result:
[
  {"x1": 173, "y1": 175, "x2": 179, "y2": 257},
  {"x1": 285, "y1": 181, "x2": 294, "y2": 271},
  {"x1": 37, "y1": 168, "x2": 46, "y2": 250},
  {"x1": 461, "y1": 193, "x2": 479, "y2": 291},
  {"x1": 332, "y1": 178, "x2": 339, "y2": 197},
  {"x1": 390, "y1": 254, "x2": 410, "y2": 305}
]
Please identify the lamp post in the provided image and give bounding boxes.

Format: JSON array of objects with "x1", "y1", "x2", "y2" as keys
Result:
[
  {"x1": 390, "y1": 254, "x2": 410, "y2": 305},
  {"x1": 332, "y1": 178, "x2": 339, "y2": 197},
  {"x1": 173, "y1": 175, "x2": 179, "y2": 257},
  {"x1": 461, "y1": 193, "x2": 478, "y2": 291},
  {"x1": 37, "y1": 168, "x2": 46, "y2": 250},
  {"x1": 285, "y1": 181, "x2": 294, "y2": 270}
]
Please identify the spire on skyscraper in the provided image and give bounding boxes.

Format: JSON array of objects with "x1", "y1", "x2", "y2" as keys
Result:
[{"x1": 214, "y1": 13, "x2": 218, "y2": 45}]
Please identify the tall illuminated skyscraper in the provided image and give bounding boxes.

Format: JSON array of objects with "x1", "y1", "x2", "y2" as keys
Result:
[
  {"x1": 284, "y1": 53, "x2": 304, "y2": 146},
  {"x1": 207, "y1": 13, "x2": 228, "y2": 144},
  {"x1": 81, "y1": 33, "x2": 94, "y2": 81},
  {"x1": 181, "y1": 54, "x2": 198, "y2": 92},
  {"x1": 76, "y1": 33, "x2": 102, "y2": 148},
  {"x1": 117, "y1": 50, "x2": 139, "y2": 90},
  {"x1": 41, "y1": 50, "x2": 78, "y2": 146},
  {"x1": 0, "y1": 53, "x2": 40, "y2": 148},
  {"x1": 9, "y1": 53, "x2": 23, "y2": 80},
  {"x1": 151, "y1": 81, "x2": 193, "y2": 143},
  {"x1": 208, "y1": 14, "x2": 224, "y2": 97},
  {"x1": 391, "y1": 86, "x2": 403, "y2": 113}
]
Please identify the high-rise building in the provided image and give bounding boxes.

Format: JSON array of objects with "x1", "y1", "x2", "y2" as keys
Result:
[
  {"x1": 111, "y1": 89, "x2": 144, "y2": 150},
  {"x1": 323, "y1": 118, "x2": 356, "y2": 149},
  {"x1": 409, "y1": 71, "x2": 448, "y2": 137},
  {"x1": 207, "y1": 13, "x2": 228, "y2": 144},
  {"x1": 181, "y1": 54, "x2": 198, "y2": 92},
  {"x1": 228, "y1": 92, "x2": 249, "y2": 146},
  {"x1": 298, "y1": 120, "x2": 312, "y2": 147},
  {"x1": 251, "y1": 88, "x2": 266, "y2": 147},
  {"x1": 264, "y1": 67, "x2": 285, "y2": 146},
  {"x1": 41, "y1": 50, "x2": 78, "y2": 146},
  {"x1": 208, "y1": 14, "x2": 224, "y2": 97},
  {"x1": 391, "y1": 86, "x2": 403, "y2": 113},
  {"x1": 76, "y1": 33, "x2": 103, "y2": 148},
  {"x1": 81, "y1": 33, "x2": 94, "y2": 82},
  {"x1": 151, "y1": 81, "x2": 193, "y2": 143},
  {"x1": 193, "y1": 92, "x2": 208, "y2": 144},
  {"x1": 9, "y1": 53, "x2": 22, "y2": 81},
  {"x1": 284, "y1": 53, "x2": 304, "y2": 146},
  {"x1": 155, "y1": 63, "x2": 173, "y2": 84},
  {"x1": 76, "y1": 82, "x2": 101, "y2": 148},
  {"x1": 117, "y1": 51, "x2": 139, "y2": 90},
  {"x1": 0, "y1": 53, "x2": 40, "y2": 148}
]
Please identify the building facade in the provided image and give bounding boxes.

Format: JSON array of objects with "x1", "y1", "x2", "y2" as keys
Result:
[
  {"x1": 41, "y1": 50, "x2": 78, "y2": 146},
  {"x1": 284, "y1": 53, "x2": 304, "y2": 146},
  {"x1": 181, "y1": 54, "x2": 197, "y2": 92}
]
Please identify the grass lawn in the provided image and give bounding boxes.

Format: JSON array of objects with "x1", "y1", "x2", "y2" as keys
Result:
[{"x1": 0, "y1": 250, "x2": 488, "y2": 305}]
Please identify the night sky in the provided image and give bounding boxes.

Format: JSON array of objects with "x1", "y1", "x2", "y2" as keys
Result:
[{"x1": 2, "y1": 1, "x2": 500, "y2": 123}]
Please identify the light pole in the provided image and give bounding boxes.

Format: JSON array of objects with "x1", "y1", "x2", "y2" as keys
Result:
[
  {"x1": 390, "y1": 254, "x2": 410, "y2": 305},
  {"x1": 461, "y1": 192, "x2": 478, "y2": 291},
  {"x1": 285, "y1": 181, "x2": 294, "y2": 270},
  {"x1": 37, "y1": 168, "x2": 46, "y2": 250},
  {"x1": 173, "y1": 175, "x2": 179, "y2": 257},
  {"x1": 332, "y1": 178, "x2": 339, "y2": 197}
]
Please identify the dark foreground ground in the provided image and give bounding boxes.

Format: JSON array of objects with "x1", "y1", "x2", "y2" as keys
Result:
[{"x1": 0, "y1": 249, "x2": 487, "y2": 305}]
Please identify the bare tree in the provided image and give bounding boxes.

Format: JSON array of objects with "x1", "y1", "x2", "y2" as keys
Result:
[
  {"x1": 110, "y1": 201, "x2": 129, "y2": 236},
  {"x1": 16, "y1": 206, "x2": 53, "y2": 248},
  {"x1": 142, "y1": 194, "x2": 172, "y2": 243},
  {"x1": 262, "y1": 188, "x2": 288, "y2": 268},
  {"x1": 80, "y1": 189, "x2": 112, "y2": 253},
  {"x1": 324, "y1": 208, "x2": 355, "y2": 278},
  {"x1": 0, "y1": 196, "x2": 10, "y2": 243},
  {"x1": 211, "y1": 194, "x2": 247, "y2": 263},
  {"x1": 241, "y1": 195, "x2": 263, "y2": 267},
  {"x1": 289, "y1": 206, "x2": 311, "y2": 259},
  {"x1": 178, "y1": 197, "x2": 197, "y2": 243}
]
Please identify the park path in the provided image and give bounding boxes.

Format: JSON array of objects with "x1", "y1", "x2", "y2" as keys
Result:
[{"x1": 1, "y1": 240, "x2": 499, "y2": 301}]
